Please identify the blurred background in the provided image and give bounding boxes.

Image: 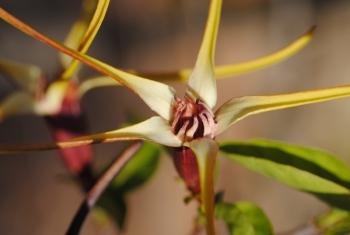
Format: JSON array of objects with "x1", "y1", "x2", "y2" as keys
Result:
[{"x1": 1, "y1": 0, "x2": 350, "y2": 234}]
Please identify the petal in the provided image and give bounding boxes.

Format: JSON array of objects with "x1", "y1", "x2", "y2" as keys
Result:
[
  {"x1": 186, "y1": 0, "x2": 222, "y2": 108},
  {"x1": 60, "y1": 0, "x2": 110, "y2": 79},
  {"x1": 78, "y1": 76, "x2": 120, "y2": 98},
  {"x1": 0, "y1": 8, "x2": 176, "y2": 120},
  {"x1": 216, "y1": 85, "x2": 350, "y2": 135},
  {"x1": 91, "y1": 26, "x2": 314, "y2": 83},
  {"x1": 0, "y1": 57, "x2": 42, "y2": 94},
  {"x1": 34, "y1": 81, "x2": 70, "y2": 115},
  {"x1": 0, "y1": 91, "x2": 35, "y2": 121},
  {"x1": 0, "y1": 116, "x2": 181, "y2": 153},
  {"x1": 189, "y1": 138, "x2": 218, "y2": 235},
  {"x1": 79, "y1": 24, "x2": 314, "y2": 96},
  {"x1": 214, "y1": 26, "x2": 315, "y2": 78}
]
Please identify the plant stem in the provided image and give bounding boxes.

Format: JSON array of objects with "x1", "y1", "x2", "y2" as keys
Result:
[{"x1": 66, "y1": 142, "x2": 142, "y2": 235}]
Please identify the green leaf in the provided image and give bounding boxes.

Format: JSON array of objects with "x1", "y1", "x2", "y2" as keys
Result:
[
  {"x1": 216, "y1": 201, "x2": 273, "y2": 235},
  {"x1": 112, "y1": 142, "x2": 161, "y2": 193},
  {"x1": 315, "y1": 209, "x2": 350, "y2": 235},
  {"x1": 220, "y1": 139, "x2": 350, "y2": 210},
  {"x1": 95, "y1": 143, "x2": 161, "y2": 229},
  {"x1": 96, "y1": 188, "x2": 127, "y2": 229}
]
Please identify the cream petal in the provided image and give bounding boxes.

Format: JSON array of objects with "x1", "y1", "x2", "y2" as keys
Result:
[
  {"x1": 0, "y1": 116, "x2": 181, "y2": 153},
  {"x1": 34, "y1": 81, "x2": 69, "y2": 115},
  {"x1": 186, "y1": 0, "x2": 222, "y2": 108},
  {"x1": 0, "y1": 57, "x2": 42, "y2": 94},
  {"x1": 216, "y1": 85, "x2": 350, "y2": 135},
  {"x1": 0, "y1": 92, "x2": 35, "y2": 121}
]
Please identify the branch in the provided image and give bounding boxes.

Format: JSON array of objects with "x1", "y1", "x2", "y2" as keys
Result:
[{"x1": 66, "y1": 142, "x2": 142, "y2": 235}]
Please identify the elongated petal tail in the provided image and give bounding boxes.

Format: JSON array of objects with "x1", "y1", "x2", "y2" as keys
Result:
[
  {"x1": 216, "y1": 85, "x2": 350, "y2": 134},
  {"x1": 123, "y1": 26, "x2": 315, "y2": 83},
  {"x1": 0, "y1": 116, "x2": 181, "y2": 154},
  {"x1": 187, "y1": 0, "x2": 222, "y2": 108},
  {"x1": 215, "y1": 26, "x2": 316, "y2": 78},
  {"x1": 60, "y1": 0, "x2": 110, "y2": 79}
]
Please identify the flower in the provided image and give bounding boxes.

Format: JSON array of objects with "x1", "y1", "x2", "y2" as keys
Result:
[
  {"x1": 0, "y1": 0, "x2": 110, "y2": 187},
  {"x1": 2, "y1": 0, "x2": 350, "y2": 234}
]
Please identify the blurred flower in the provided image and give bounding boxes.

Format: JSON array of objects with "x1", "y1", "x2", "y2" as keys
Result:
[{"x1": 0, "y1": 0, "x2": 109, "y2": 188}]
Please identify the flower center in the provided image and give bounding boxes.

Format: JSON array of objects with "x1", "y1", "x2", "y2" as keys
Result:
[{"x1": 171, "y1": 96, "x2": 216, "y2": 142}]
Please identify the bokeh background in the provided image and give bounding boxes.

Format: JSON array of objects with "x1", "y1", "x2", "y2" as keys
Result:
[{"x1": 1, "y1": 0, "x2": 350, "y2": 234}]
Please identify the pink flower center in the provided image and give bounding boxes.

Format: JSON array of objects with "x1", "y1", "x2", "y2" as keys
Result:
[{"x1": 171, "y1": 96, "x2": 216, "y2": 142}]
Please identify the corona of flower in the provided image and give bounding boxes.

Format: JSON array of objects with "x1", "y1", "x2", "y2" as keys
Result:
[{"x1": 4, "y1": 0, "x2": 350, "y2": 234}]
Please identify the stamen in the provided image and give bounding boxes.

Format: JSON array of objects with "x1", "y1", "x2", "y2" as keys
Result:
[
  {"x1": 186, "y1": 116, "x2": 199, "y2": 137},
  {"x1": 171, "y1": 97, "x2": 216, "y2": 142}
]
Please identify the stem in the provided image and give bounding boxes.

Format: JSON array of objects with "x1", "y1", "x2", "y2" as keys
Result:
[
  {"x1": 201, "y1": 151, "x2": 216, "y2": 235},
  {"x1": 190, "y1": 139, "x2": 218, "y2": 235},
  {"x1": 66, "y1": 142, "x2": 142, "y2": 235}
]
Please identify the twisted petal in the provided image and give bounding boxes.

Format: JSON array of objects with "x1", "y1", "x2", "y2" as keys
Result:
[
  {"x1": 189, "y1": 138, "x2": 218, "y2": 235},
  {"x1": 216, "y1": 85, "x2": 350, "y2": 135},
  {"x1": 60, "y1": 0, "x2": 110, "y2": 79},
  {"x1": 0, "y1": 92, "x2": 35, "y2": 121},
  {"x1": 0, "y1": 116, "x2": 181, "y2": 153},
  {"x1": 0, "y1": 57, "x2": 42, "y2": 94},
  {"x1": 0, "y1": 8, "x2": 176, "y2": 120},
  {"x1": 186, "y1": 0, "x2": 222, "y2": 108}
]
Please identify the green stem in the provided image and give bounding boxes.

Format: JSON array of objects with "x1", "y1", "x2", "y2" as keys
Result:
[{"x1": 190, "y1": 138, "x2": 218, "y2": 235}]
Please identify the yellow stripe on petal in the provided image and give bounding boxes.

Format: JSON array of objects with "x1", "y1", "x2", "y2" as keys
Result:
[
  {"x1": 60, "y1": 0, "x2": 110, "y2": 80},
  {"x1": 0, "y1": 8, "x2": 176, "y2": 120},
  {"x1": 187, "y1": 0, "x2": 222, "y2": 108},
  {"x1": 216, "y1": 85, "x2": 350, "y2": 135},
  {"x1": 0, "y1": 116, "x2": 181, "y2": 153}
]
